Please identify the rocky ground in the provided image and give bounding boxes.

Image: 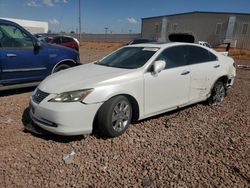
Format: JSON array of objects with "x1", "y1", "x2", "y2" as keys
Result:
[{"x1": 0, "y1": 44, "x2": 249, "y2": 187}]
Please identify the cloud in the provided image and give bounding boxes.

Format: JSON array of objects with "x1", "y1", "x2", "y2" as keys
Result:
[
  {"x1": 49, "y1": 18, "x2": 60, "y2": 25},
  {"x1": 127, "y1": 17, "x2": 138, "y2": 24},
  {"x1": 26, "y1": 0, "x2": 68, "y2": 7},
  {"x1": 43, "y1": 0, "x2": 54, "y2": 7},
  {"x1": 43, "y1": 0, "x2": 68, "y2": 6},
  {"x1": 27, "y1": 0, "x2": 40, "y2": 7}
]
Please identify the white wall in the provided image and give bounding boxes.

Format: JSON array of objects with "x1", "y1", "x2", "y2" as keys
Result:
[{"x1": 0, "y1": 17, "x2": 48, "y2": 34}]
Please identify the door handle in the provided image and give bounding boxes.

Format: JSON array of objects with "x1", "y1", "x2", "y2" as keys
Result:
[
  {"x1": 6, "y1": 54, "x2": 17, "y2": 57},
  {"x1": 181, "y1": 70, "x2": 190, "y2": 75},
  {"x1": 213, "y1": 64, "x2": 220, "y2": 68}
]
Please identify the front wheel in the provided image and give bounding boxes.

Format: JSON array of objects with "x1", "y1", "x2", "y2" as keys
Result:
[
  {"x1": 208, "y1": 81, "x2": 226, "y2": 106},
  {"x1": 53, "y1": 64, "x2": 71, "y2": 73},
  {"x1": 97, "y1": 96, "x2": 132, "y2": 137}
]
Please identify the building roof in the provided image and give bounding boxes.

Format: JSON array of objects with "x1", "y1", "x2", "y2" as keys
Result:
[{"x1": 142, "y1": 11, "x2": 250, "y2": 20}]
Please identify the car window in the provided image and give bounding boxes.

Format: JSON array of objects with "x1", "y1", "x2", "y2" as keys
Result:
[
  {"x1": 185, "y1": 46, "x2": 217, "y2": 65},
  {"x1": 45, "y1": 37, "x2": 53, "y2": 43},
  {"x1": 97, "y1": 47, "x2": 158, "y2": 69},
  {"x1": 0, "y1": 24, "x2": 33, "y2": 48},
  {"x1": 53, "y1": 37, "x2": 61, "y2": 44},
  {"x1": 208, "y1": 51, "x2": 217, "y2": 61},
  {"x1": 62, "y1": 37, "x2": 73, "y2": 43},
  {"x1": 156, "y1": 46, "x2": 187, "y2": 69}
]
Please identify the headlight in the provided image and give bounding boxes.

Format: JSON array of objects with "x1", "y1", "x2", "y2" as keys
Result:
[{"x1": 49, "y1": 89, "x2": 93, "y2": 102}]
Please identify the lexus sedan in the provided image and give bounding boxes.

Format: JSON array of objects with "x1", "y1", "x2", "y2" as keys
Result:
[{"x1": 29, "y1": 42, "x2": 236, "y2": 137}]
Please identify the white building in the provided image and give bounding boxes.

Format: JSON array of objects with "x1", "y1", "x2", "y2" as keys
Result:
[{"x1": 0, "y1": 17, "x2": 48, "y2": 34}]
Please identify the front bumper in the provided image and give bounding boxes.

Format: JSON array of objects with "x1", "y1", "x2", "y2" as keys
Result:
[
  {"x1": 226, "y1": 75, "x2": 236, "y2": 88},
  {"x1": 29, "y1": 96, "x2": 102, "y2": 136}
]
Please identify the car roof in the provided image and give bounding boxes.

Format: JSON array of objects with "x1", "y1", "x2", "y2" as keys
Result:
[
  {"x1": 0, "y1": 19, "x2": 17, "y2": 25},
  {"x1": 127, "y1": 42, "x2": 205, "y2": 49}
]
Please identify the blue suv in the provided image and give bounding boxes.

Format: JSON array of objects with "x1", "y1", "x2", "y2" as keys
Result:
[{"x1": 0, "y1": 19, "x2": 80, "y2": 91}]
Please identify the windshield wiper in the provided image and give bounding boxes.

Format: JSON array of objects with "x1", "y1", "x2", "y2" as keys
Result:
[{"x1": 96, "y1": 63, "x2": 114, "y2": 67}]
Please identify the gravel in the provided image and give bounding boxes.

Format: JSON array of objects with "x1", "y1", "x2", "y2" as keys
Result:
[{"x1": 0, "y1": 45, "x2": 249, "y2": 187}]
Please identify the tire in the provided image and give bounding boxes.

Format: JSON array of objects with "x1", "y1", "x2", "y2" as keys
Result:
[
  {"x1": 53, "y1": 64, "x2": 71, "y2": 73},
  {"x1": 97, "y1": 96, "x2": 132, "y2": 137},
  {"x1": 208, "y1": 81, "x2": 226, "y2": 106}
]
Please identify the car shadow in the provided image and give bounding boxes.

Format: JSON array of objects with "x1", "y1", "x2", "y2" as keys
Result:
[
  {"x1": 0, "y1": 87, "x2": 36, "y2": 97},
  {"x1": 22, "y1": 108, "x2": 84, "y2": 143}
]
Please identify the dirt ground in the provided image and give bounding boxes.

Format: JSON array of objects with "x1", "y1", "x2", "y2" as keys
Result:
[{"x1": 0, "y1": 43, "x2": 249, "y2": 187}]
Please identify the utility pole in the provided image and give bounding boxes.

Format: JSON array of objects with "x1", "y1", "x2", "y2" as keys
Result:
[
  {"x1": 104, "y1": 27, "x2": 108, "y2": 34},
  {"x1": 79, "y1": 0, "x2": 81, "y2": 43}
]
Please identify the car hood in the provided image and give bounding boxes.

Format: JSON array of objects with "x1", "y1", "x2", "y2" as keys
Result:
[{"x1": 38, "y1": 63, "x2": 133, "y2": 93}]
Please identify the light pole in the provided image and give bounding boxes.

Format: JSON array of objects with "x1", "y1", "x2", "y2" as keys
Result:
[
  {"x1": 79, "y1": 0, "x2": 81, "y2": 43},
  {"x1": 104, "y1": 27, "x2": 108, "y2": 34}
]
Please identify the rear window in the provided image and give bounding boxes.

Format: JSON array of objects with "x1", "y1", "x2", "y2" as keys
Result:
[
  {"x1": 185, "y1": 46, "x2": 217, "y2": 64},
  {"x1": 62, "y1": 37, "x2": 73, "y2": 43}
]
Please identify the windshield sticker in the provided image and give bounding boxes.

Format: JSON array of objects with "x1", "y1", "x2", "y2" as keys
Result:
[{"x1": 142, "y1": 47, "x2": 159, "y2": 52}]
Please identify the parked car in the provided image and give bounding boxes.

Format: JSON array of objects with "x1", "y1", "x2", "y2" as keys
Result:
[
  {"x1": 198, "y1": 41, "x2": 211, "y2": 48},
  {"x1": 0, "y1": 19, "x2": 80, "y2": 91},
  {"x1": 44, "y1": 35, "x2": 79, "y2": 51},
  {"x1": 29, "y1": 43, "x2": 236, "y2": 137},
  {"x1": 127, "y1": 38, "x2": 157, "y2": 45}
]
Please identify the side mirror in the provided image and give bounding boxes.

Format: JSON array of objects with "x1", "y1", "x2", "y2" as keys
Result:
[
  {"x1": 153, "y1": 60, "x2": 166, "y2": 75},
  {"x1": 34, "y1": 40, "x2": 42, "y2": 51}
]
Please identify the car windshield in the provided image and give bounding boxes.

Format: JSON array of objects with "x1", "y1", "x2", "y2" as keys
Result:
[{"x1": 96, "y1": 47, "x2": 158, "y2": 69}]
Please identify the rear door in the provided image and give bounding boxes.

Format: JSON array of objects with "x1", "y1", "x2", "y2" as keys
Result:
[
  {"x1": 185, "y1": 45, "x2": 219, "y2": 102},
  {"x1": 144, "y1": 46, "x2": 190, "y2": 115},
  {"x1": 0, "y1": 23, "x2": 49, "y2": 84}
]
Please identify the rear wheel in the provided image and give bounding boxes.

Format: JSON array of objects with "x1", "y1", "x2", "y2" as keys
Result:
[
  {"x1": 97, "y1": 96, "x2": 132, "y2": 137},
  {"x1": 208, "y1": 81, "x2": 226, "y2": 105},
  {"x1": 53, "y1": 64, "x2": 71, "y2": 73}
]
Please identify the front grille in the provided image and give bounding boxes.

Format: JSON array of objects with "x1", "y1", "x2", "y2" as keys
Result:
[{"x1": 32, "y1": 89, "x2": 50, "y2": 104}]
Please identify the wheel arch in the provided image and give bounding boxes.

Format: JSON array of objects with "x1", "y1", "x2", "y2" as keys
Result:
[
  {"x1": 208, "y1": 75, "x2": 229, "y2": 97},
  {"x1": 52, "y1": 59, "x2": 77, "y2": 73},
  {"x1": 212, "y1": 75, "x2": 229, "y2": 88},
  {"x1": 95, "y1": 93, "x2": 140, "y2": 121},
  {"x1": 122, "y1": 94, "x2": 140, "y2": 122},
  {"x1": 92, "y1": 93, "x2": 140, "y2": 134}
]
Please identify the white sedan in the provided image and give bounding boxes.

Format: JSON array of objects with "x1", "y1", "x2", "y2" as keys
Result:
[{"x1": 29, "y1": 43, "x2": 236, "y2": 137}]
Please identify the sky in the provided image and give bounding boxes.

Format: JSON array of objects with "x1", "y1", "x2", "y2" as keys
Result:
[{"x1": 0, "y1": 0, "x2": 250, "y2": 34}]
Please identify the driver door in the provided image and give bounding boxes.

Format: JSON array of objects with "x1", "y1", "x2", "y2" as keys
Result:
[
  {"x1": 144, "y1": 46, "x2": 190, "y2": 115},
  {"x1": 0, "y1": 23, "x2": 48, "y2": 85}
]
